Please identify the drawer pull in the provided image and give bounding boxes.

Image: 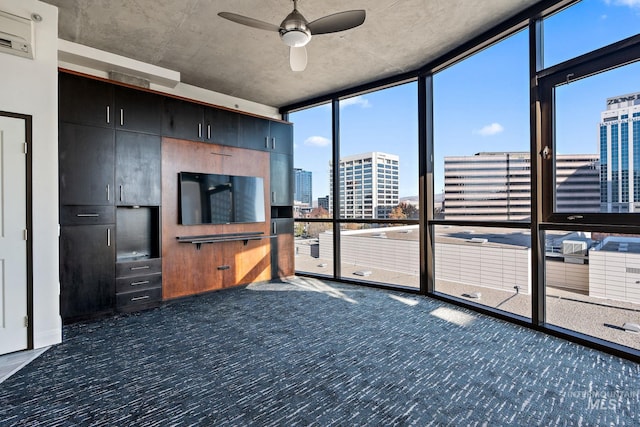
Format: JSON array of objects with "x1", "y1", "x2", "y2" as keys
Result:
[
  {"x1": 130, "y1": 280, "x2": 150, "y2": 286},
  {"x1": 76, "y1": 213, "x2": 99, "y2": 217},
  {"x1": 130, "y1": 265, "x2": 150, "y2": 271},
  {"x1": 217, "y1": 265, "x2": 230, "y2": 270},
  {"x1": 131, "y1": 295, "x2": 150, "y2": 301}
]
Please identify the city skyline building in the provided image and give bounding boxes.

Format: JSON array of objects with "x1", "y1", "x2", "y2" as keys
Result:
[
  {"x1": 444, "y1": 152, "x2": 599, "y2": 220},
  {"x1": 294, "y1": 168, "x2": 313, "y2": 207},
  {"x1": 599, "y1": 92, "x2": 640, "y2": 212},
  {"x1": 329, "y1": 152, "x2": 400, "y2": 219}
]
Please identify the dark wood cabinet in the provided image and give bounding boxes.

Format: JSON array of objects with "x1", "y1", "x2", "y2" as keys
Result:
[
  {"x1": 238, "y1": 114, "x2": 270, "y2": 150},
  {"x1": 205, "y1": 107, "x2": 238, "y2": 146},
  {"x1": 115, "y1": 131, "x2": 161, "y2": 206},
  {"x1": 271, "y1": 218, "x2": 294, "y2": 279},
  {"x1": 59, "y1": 72, "x2": 114, "y2": 128},
  {"x1": 59, "y1": 73, "x2": 162, "y2": 134},
  {"x1": 269, "y1": 121, "x2": 294, "y2": 155},
  {"x1": 60, "y1": 224, "x2": 115, "y2": 320},
  {"x1": 162, "y1": 97, "x2": 205, "y2": 141},
  {"x1": 115, "y1": 258, "x2": 162, "y2": 312},
  {"x1": 270, "y1": 152, "x2": 294, "y2": 206},
  {"x1": 114, "y1": 86, "x2": 163, "y2": 134},
  {"x1": 59, "y1": 123, "x2": 115, "y2": 206}
]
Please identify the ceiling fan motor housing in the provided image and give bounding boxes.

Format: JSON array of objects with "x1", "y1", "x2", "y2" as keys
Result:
[{"x1": 279, "y1": 8, "x2": 311, "y2": 47}]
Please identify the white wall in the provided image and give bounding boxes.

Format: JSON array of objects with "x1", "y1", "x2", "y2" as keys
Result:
[{"x1": 0, "y1": 0, "x2": 61, "y2": 347}]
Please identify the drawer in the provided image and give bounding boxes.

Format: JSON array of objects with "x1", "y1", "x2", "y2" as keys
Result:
[
  {"x1": 116, "y1": 272, "x2": 161, "y2": 293},
  {"x1": 116, "y1": 258, "x2": 162, "y2": 277},
  {"x1": 60, "y1": 205, "x2": 115, "y2": 225},
  {"x1": 116, "y1": 287, "x2": 162, "y2": 308}
]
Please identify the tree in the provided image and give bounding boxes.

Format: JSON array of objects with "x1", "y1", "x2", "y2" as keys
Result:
[
  {"x1": 309, "y1": 206, "x2": 330, "y2": 218},
  {"x1": 389, "y1": 202, "x2": 419, "y2": 220}
]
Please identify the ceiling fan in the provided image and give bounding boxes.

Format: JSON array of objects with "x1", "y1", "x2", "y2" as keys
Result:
[{"x1": 218, "y1": 0, "x2": 366, "y2": 72}]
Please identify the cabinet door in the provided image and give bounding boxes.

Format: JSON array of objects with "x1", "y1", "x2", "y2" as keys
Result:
[
  {"x1": 270, "y1": 153, "x2": 294, "y2": 206},
  {"x1": 204, "y1": 107, "x2": 238, "y2": 146},
  {"x1": 60, "y1": 224, "x2": 115, "y2": 320},
  {"x1": 115, "y1": 131, "x2": 161, "y2": 206},
  {"x1": 114, "y1": 86, "x2": 163, "y2": 134},
  {"x1": 59, "y1": 73, "x2": 114, "y2": 127},
  {"x1": 59, "y1": 123, "x2": 115, "y2": 206},
  {"x1": 162, "y1": 97, "x2": 204, "y2": 141},
  {"x1": 269, "y1": 121, "x2": 293, "y2": 155},
  {"x1": 271, "y1": 219, "x2": 294, "y2": 279},
  {"x1": 238, "y1": 114, "x2": 269, "y2": 151}
]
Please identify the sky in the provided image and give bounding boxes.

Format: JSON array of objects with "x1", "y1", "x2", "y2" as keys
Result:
[{"x1": 291, "y1": 0, "x2": 640, "y2": 202}]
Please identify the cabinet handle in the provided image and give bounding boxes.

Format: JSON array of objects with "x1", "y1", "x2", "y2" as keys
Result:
[
  {"x1": 76, "y1": 213, "x2": 99, "y2": 217},
  {"x1": 131, "y1": 265, "x2": 150, "y2": 271},
  {"x1": 106, "y1": 184, "x2": 110, "y2": 201},
  {"x1": 273, "y1": 221, "x2": 277, "y2": 235},
  {"x1": 198, "y1": 123, "x2": 202, "y2": 138},
  {"x1": 265, "y1": 137, "x2": 269, "y2": 148},
  {"x1": 207, "y1": 124, "x2": 211, "y2": 140},
  {"x1": 271, "y1": 137, "x2": 276, "y2": 150},
  {"x1": 217, "y1": 265, "x2": 230, "y2": 270},
  {"x1": 131, "y1": 295, "x2": 150, "y2": 301},
  {"x1": 119, "y1": 185, "x2": 124, "y2": 202},
  {"x1": 120, "y1": 109, "x2": 124, "y2": 126},
  {"x1": 106, "y1": 106, "x2": 110, "y2": 124},
  {"x1": 130, "y1": 280, "x2": 150, "y2": 287},
  {"x1": 107, "y1": 228, "x2": 111, "y2": 247},
  {"x1": 272, "y1": 191, "x2": 276, "y2": 203}
]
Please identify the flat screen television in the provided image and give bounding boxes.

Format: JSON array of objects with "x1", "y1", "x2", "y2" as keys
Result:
[{"x1": 178, "y1": 172, "x2": 266, "y2": 225}]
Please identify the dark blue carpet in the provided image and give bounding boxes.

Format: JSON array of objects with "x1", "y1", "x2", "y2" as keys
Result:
[{"x1": 1, "y1": 277, "x2": 639, "y2": 426}]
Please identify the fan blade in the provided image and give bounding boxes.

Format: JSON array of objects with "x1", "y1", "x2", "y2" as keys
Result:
[
  {"x1": 290, "y1": 46, "x2": 307, "y2": 72},
  {"x1": 218, "y1": 12, "x2": 280, "y2": 32},
  {"x1": 307, "y1": 10, "x2": 365, "y2": 35}
]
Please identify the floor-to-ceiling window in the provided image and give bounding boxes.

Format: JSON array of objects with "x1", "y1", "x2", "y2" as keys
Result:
[
  {"x1": 290, "y1": 103, "x2": 334, "y2": 277},
  {"x1": 338, "y1": 84, "x2": 419, "y2": 288},
  {"x1": 539, "y1": 1, "x2": 640, "y2": 351},
  {"x1": 431, "y1": 28, "x2": 532, "y2": 318}
]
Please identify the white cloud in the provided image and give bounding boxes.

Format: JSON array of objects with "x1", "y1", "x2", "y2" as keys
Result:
[
  {"x1": 605, "y1": 0, "x2": 640, "y2": 8},
  {"x1": 339, "y1": 95, "x2": 371, "y2": 109},
  {"x1": 304, "y1": 136, "x2": 330, "y2": 147},
  {"x1": 474, "y1": 123, "x2": 504, "y2": 136}
]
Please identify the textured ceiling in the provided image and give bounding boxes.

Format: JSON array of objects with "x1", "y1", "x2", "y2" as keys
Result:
[{"x1": 42, "y1": 0, "x2": 542, "y2": 108}]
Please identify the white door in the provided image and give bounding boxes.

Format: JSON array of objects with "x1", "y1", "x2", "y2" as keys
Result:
[{"x1": 0, "y1": 116, "x2": 28, "y2": 355}]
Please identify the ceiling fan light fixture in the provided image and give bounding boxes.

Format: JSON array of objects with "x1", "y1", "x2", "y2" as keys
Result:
[{"x1": 280, "y1": 29, "x2": 311, "y2": 47}]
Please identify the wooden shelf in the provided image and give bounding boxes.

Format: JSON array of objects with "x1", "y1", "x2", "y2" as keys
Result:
[{"x1": 177, "y1": 232, "x2": 273, "y2": 249}]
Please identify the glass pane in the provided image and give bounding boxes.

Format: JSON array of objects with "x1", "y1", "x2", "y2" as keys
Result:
[
  {"x1": 294, "y1": 221, "x2": 333, "y2": 277},
  {"x1": 291, "y1": 104, "x2": 334, "y2": 275},
  {"x1": 433, "y1": 224, "x2": 532, "y2": 318},
  {"x1": 290, "y1": 103, "x2": 332, "y2": 216},
  {"x1": 338, "y1": 82, "x2": 418, "y2": 220},
  {"x1": 554, "y1": 61, "x2": 640, "y2": 213},
  {"x1": 338, "y1": 223, "x2": 419, "y2": 288},
  {"x1": 544, "y1": 0, "x2": 640, "y2": 69},
  {"x1": 545, "y1": 229, "x2": 640, "y2": 351},
  {"x1": 434, "y1": 29, "x2": 530, "y2": 221}
]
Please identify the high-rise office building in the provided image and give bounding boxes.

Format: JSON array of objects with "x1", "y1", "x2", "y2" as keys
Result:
[
  {"x1": 318, "y1": 196, "x2": 329, "y2": 211},
  {"x1": 444, "y1": 152, "x2": 599, "y2": 220},
  {"x1": 294, "y1": 168, "x2": 312, "y2": 206},
  {"x1": 599, "y1": 92, "x2": 640, "y2": 213},
  {"x1": 329, "y1": 152, "x2": 399, "y2": 219}
]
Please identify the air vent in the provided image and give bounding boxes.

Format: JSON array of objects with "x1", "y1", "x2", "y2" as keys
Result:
[{"x1": 0, "y1": 11, "x2": 33, "y2": 59}]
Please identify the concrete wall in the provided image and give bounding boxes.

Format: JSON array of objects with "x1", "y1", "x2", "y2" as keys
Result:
[
  {"x1": 545, "y1": 259, "x2": 589, "y2": 292},
  {"x1": 590, "y1": 250, "x2": 640, "y2": 304},
  {"x1": 434, "y1": 242, "x2": 531, "y2": 294},
  {"x1": 0, "y1": 0, "x2": 61, "y2": 348}
]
